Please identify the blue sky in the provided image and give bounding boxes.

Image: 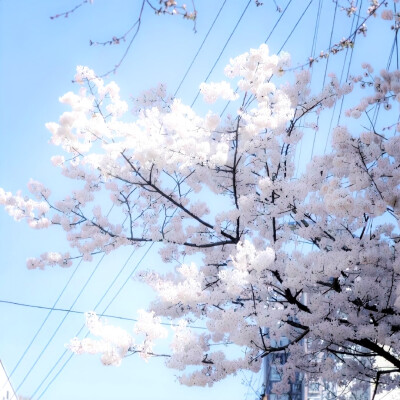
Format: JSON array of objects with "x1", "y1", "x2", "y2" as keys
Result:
[{"x1": 0, "y1": 1, "x2": 396, "y2": 399}]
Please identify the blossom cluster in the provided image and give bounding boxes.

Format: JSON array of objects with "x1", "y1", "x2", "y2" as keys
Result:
[{"x1": 2, "y1": 37, "x2": 400, "y2": 395}]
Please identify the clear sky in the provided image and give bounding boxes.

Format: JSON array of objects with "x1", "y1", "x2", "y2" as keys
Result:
[{"x1": 0, "y1": 1, "x2": 395, "y2": 399}]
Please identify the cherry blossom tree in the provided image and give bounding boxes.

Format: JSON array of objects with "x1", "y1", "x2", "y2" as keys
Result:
[{"x1": 2, "y1": 3, "x2": 400, "y2": 399}]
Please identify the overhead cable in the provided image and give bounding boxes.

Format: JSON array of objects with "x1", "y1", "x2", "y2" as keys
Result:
[
  {"x1": 191, "y1": 0, "x2": 252, "y2": 107},
  {"x1": 174, "y1": 0, "x2": 228, "y2": 97}
]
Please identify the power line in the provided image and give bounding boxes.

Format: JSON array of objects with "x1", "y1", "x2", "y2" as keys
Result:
[
  {"x1": 322, "y1": 0, "x2": 338, "y2": 88},
  {"x1": 30, "y1": 247, "x2": 150, "y2": 399},
  {"x1": 336, "y1": 0, "x2": 363, "y2": 127},
  {"x1": 219, "y1": 0, "x2": 294, "y2": 117},
  {"x1": 191, "y1": 0, "x2": 252, "y2": 107},
  {"x1": 35, "y1": 352, "x2": 73, "y2": 400},
  {"x1": 306, "y1": 0, "x2": 323, "y2": 163},
  {"x1": 5, "y1": 205, "x2": 116, "y2": 393},
  {"x1": 9, "y1": 2, "x2": 387, "y2": 399},
  {"x1": 277, "y1": 0, "x2": 313, "y2": 55},
  {"x1": 310, "y1": 0, "x2": 323, "y2": 60},
  {"x1": 264, "y1": 0, "x2": 293, "y2": 45},
  {"x1": 323, "y1": 0, "x2": 361, "y2": 153},
  {"x1": 0, "y1": 299, "x2": 134, "y2": 321},
  {"x1": 32, "y1": 197, "x2": 193, "y2": 399},
  {"x1": 283, "y1": 0, "x2": 387, "y2": 76},
  {"x1": 31, "y1": 244, "x2": 156, "y2": 399},
  {"x1": 225, "y1": 0, "x2": 313, "y2": 115},
  {"x1": 29, "y1": 245, "x2": 147, "y2": 399},
  {"x1": 173, "y1": 0, "x2": 228, "y2": 98},
  {"x1": 0, "y1": 298, "x2": 206, "y2": 330},
  {"x1": 10, "y1": 200, "x2": 118, "y2": 394},
  {"x1": 12, "y1": 253, "x2": 107, "y2": 398},
  {"x1": 4, "y1": 3, "x2": 287, "y2": 399},
  {"x1": 27, "y1": 187, "x2": 181, "y2": 397},
  {"x1": 369, "y1": 1, "x2": 399, "y2": 132},
  {"x1": 309, "y1": 0, "x2": 338, "y2": 160},
  {"x1": 273, "y1": 0, "x2": 314, "y2": 175},
  {"x1": 4, "y1": 258, "x2": 83, "y2": 384},
  {"x1": 388, "y1": 1, "x2": 399, "y2": 69}
]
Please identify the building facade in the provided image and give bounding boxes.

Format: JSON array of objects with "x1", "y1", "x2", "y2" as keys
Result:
[{"x1": 261, "y1": 349, "x2": 400, "y2": 400}]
